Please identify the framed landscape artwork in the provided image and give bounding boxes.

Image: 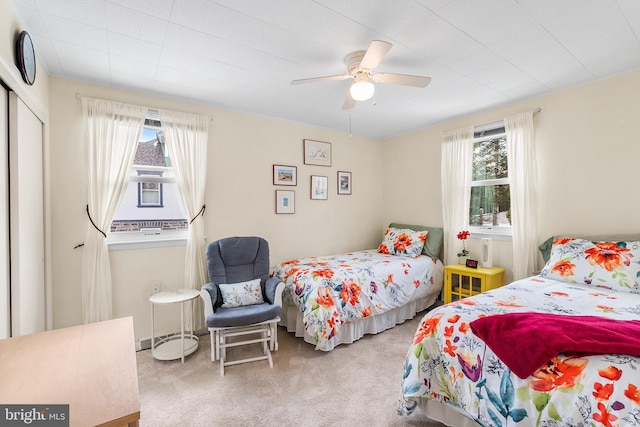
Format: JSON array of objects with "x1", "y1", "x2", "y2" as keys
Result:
[
  {"x1": 337, "y1": 171, "x2": 352, "y2": 195},
  {"x1": 273, "y1": 164, "x2": 297, "y2": 186},
  {"x1": 303, "y1": 139, "x2": 331, "y2": 167},
  {"x1": 275, "y1": 190, "x2": 295, "y2": 214}
]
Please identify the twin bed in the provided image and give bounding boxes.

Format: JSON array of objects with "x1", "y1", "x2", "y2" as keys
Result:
[
  {"x1": 399, "y1": 236, "x2": 640, "y2": 426},
  {"x1": 272, "y1": 223, "x2": 444, "y2": 351}
]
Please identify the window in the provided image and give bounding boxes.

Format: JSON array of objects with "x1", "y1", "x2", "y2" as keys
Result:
[
  {"x1": 469, "y1": 122, "x2": 511, "y2": 236},
  {"x1": 108, "y1": 114, "x2": 188, "y2": 249},
  {"x1": 138, "y1": 171, "x2": 163, "y2": 207}
]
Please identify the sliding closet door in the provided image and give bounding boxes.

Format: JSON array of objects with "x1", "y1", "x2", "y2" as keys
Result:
[
  {"x1": 9, "y1": 92, "x2": 45, "y2": 336},
  {"x1": 0, "y1": 86, "x2": 8, "y2": 339}
]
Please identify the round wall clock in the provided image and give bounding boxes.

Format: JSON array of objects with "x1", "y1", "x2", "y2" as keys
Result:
[{"x1": 15, "y1": 31, "x2": 36, "y2": 85}]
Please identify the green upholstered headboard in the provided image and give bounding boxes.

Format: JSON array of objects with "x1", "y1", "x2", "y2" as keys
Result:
[{"x1": 388, "y1": 223, "x2": 444, "y2": 261}]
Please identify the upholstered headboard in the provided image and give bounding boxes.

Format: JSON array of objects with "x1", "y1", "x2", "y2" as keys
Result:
[{"x1": 388, "y1": 223, "x2": 444, "y2": 261}]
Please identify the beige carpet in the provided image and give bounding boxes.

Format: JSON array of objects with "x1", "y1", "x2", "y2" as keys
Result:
[{"x1": 136, "y1": 311, "x2": 448, "y2": 427}]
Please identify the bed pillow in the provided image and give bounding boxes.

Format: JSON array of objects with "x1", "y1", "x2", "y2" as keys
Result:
[
  {"x1": 377, "y1": 227, "x2": 427, "y2": 258},
  {"x1": 539, "y1": 233, "x2": 640, "y2": 264},
  {"x1": 218, "y1": 278, "x2": 264, "y2": 308},
  {"x1": 389, "y1": 223, "x2": 443, "y2": 260},
  {"x1": 539, "y1": 237, "x2": 640, "y2": 293}
]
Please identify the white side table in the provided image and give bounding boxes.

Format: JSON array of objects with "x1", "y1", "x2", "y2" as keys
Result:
[{"x1": 150, "y1": 288, "x2": 200, "y2": 363}]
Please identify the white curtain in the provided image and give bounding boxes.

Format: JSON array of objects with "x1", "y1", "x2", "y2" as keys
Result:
[
  {"x1": 441, "y1": 126, "x2": 474, "y2": 265},
  {"x1": 159, "y1": 109, "x2": 209, "y2": 330},
  {"x1": 81, "y1": 98, "x2": 146, "y2": 323},
  {"x1": 505, "y1": 111, "x2": 538, "y2": 280}
]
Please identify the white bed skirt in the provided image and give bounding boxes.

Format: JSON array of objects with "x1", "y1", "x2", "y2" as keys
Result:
[
  {"x1": 416, "y1": 399, "x2": 479, "y2": 427},
  {"x1": 279, "y1": 291, "x2": 440, "y2": 351}
]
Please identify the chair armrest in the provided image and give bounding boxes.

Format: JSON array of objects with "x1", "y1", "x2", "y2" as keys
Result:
[
  {"x1": 264, "y1": 277, "x2": 282, "y2": 304},
  {"x1": 200, "y1": 283, "x2": 219, "y2": 317}
]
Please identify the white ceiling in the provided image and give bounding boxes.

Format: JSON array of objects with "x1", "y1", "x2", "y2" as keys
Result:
[{"x1": 8, "y1": 0, "x2": 640, "y2": 139}]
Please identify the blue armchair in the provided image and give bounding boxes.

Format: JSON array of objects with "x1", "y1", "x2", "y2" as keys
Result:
[{"x1": 200, "y1": 236, "x2": 283, "y2": 375}]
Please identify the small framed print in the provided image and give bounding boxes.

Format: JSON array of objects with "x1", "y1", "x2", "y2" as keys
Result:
[
  {"x1": 275, "y1": 190, "x2": 295, "y2": 214},
  {"x1": 273, "y1": 164, "x2": 297, "y2": 186},
  {"x1": 310, "y1": 175, "x2": 328, "y2": 200},
  {"x1": 337, "y1": 171, "x2": 351, "y2": 195},
  {"x1": 303, "y1": 139, "x2": 332, "y2": 167},
  {"x1": 465, "y1": 259, "x2": 479, "y2": 269}
]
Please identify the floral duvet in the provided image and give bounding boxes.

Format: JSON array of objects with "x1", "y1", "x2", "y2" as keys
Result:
[
  {"x1": 272, "y1": 250, "x2": 441, "y2": 351},
  {"x1": 399, "y1": 276, "x2": 640, "y2": 427}
]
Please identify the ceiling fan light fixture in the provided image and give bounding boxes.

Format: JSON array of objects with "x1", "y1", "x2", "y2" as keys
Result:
[{"x1": 350, "y1": 79, "x2": 375, "y2": 101}]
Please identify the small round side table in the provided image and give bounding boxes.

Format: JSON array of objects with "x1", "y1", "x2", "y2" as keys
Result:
[{"x1": 149, "y1": 288, "x2": 200, "y2": 363}]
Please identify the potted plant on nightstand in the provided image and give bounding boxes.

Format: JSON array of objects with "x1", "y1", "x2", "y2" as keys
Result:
[{"x1": 457, "y1": 230, "x2": 470, "y2": 264}]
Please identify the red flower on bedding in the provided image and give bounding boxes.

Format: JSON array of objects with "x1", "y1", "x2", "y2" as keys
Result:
[
  {"x1": 593, "y1": 382, "x2": 614, "y2": 401},
  {"x1": 593, "y1": 402, "x2": 618, "y2": 427},
  {"x1": 315, "y1": 287, "x2": 334, "y2": 308},
  {"x1": 599, "y1": 366, "x2": 622, "y2": 381},
  {"x1": 443, "y1": 339, "x2": 457, "y2": 357},
  {"x1": 394, "y1": 233, "x2": 413, "y2": 253},
  {"x1": 553, "y1": 237, "x2": 575, "y2": 245},
  {"x1": 551, "y1": 260, "x2": 575, "y2": 277},
  {"x1": 529, "y1": 356, "x2": 588, "y2": 392},
  {"x1": 340, "y1": 280, "x2": 361, "y2": 306},
  {"x1": 413, "y1": 313, "x2": 443, "y2": 344},
  {"x1": 447, "y1": 314, "x2": 461, "y2": 323},
  {"x1": 377, "y1": 244, "x2": 390, "y2": 254},
  {"x1": 444, "y1": 325, "x2": 454, "y2": 338},
  {"x1": 624, "y1": 384, "x2": 640, "y2": 404},
  {"x1": 313, "y1": 268, "x2": 335, "y2": 279},
  {"x1": 586, "y1": 242, "x2": 633, "y2": 272},
  {"x1": 458, "y1": 322, "x2": 470, "y2": 334}
]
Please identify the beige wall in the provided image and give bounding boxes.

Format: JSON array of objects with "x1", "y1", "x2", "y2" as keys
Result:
[
  {"x1": 4, "y1": 0, "x2": 640, "y2": 343},
  {"x1": 383, "y1": 69, "x2": 640, "y2": 283},
  {"x1": 48, "y1": 77, "x2": 385, "y2": 340}
]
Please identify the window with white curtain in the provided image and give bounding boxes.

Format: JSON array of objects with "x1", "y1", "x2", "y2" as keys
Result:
[
  {"x1": 108, "y1": 112, "x2": 188, "y2": 248},
  {"x1": 469, "y1": 121, "x2": 512, "y2": 236}
]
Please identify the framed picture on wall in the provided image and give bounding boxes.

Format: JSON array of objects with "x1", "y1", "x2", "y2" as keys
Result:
[
  {"x1": 337, "y1": 171, "x2": 351, "y2": 195},
  {"x1": 275, "y1": 190, "x2": 295, "y2": 214},
  {"x1": 303, "y1": 139, "x2": 331, "y2": 166},
  {"x1": 273, "y1": 164, "x2": 297, "y2": 186},
  {"x1": 310, "y1": 175, "x2": 328, "y2": 200}
]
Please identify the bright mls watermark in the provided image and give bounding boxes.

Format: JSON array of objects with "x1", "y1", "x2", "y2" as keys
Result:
[{"x1": 1, "y1": 405, "x2": 68, "y2": 426}]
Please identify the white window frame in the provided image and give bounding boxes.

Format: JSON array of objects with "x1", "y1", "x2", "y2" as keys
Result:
[
  {"x1": 468, "y1": 121, "x2": 512, "y2": 240},
  {"x1": 107, "y1": 113, "x2": 188, "y2": 250},
  {"x1": 138, "y1": 170, "x2": 163, "y2": 207}
]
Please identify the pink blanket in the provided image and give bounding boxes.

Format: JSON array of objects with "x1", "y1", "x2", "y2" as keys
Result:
[{"x1": 470, "y1": 313, "x2": 640, "y2": 378}]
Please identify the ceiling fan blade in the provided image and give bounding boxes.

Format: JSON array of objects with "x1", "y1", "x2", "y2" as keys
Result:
[
  {"x1": 342, "y1": 92, "x2": 356, "y2": 110},
  {"x1": 360, "y1": 40, "x2": 392, "y2": 70},
  {"x1": 373, "y1": 73, "x2": 431, "y2": 88},
  {"x1": 291, "y1": 74, "x2": 351, "y2": 85}
]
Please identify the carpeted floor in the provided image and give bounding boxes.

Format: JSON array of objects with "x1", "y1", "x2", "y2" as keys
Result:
[{"x1": 136, "y1": 311, "x2": 448, "y2": 427}]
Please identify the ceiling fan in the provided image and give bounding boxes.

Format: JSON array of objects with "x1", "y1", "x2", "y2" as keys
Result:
[{"x1": 291, "y1": 40, "x2": 431, "y2": 110}]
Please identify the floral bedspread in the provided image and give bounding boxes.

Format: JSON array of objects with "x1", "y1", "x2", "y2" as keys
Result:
[
  {"x1": 272, "y1": 250, "x2": 440, "y2": 351},
  {"x1": 399, "y1": 276, "x2": 640, "y2": 426}
]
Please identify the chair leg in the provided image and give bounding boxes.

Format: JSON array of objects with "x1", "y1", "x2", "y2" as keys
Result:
[
  {"x1": 209, "y1": 330, "x2": 216, "y2": 362},
  {"x1": 219, "y1": 332, "x2": 225, "y2": 376}
]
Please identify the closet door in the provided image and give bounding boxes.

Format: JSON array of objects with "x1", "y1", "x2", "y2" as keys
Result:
[
  {"x1": 0, "y1": 86, "x2": 8, "y2": 339},
  {"x1": 9, "y1": 92, "x2": 45, "y2": 336}
]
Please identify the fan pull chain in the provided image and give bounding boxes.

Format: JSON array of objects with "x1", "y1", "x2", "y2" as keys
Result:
[{"x1": 349, "y1": 114, "x2": 352, "y2": 137}]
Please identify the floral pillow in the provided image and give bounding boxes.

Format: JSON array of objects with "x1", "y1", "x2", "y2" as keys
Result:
[
  {"x1": 377, "y1": 228, "x2": 427, "y2": 258},
  {"x1": 539, "y1": 237, "x2": 640, "y2": 293},
  {"x1": 218, "y1": 278, "x2": 264, "y2": 308}
]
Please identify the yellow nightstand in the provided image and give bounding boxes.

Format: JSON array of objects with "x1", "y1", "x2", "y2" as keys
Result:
[{"x1": 443, "y1": 264, "x2": 506, "y2": 303}]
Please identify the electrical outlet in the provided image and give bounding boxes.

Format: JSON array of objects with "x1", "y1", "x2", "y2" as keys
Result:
[{"x1": 152, "y1": 281, "x2": 161, "y2": 294}]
